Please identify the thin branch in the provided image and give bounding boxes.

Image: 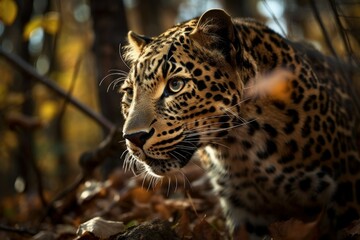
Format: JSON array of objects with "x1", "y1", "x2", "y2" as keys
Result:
[
  {"x1": 41, "y1": 127, "x2": 123, "y2": 222},
  {"x1": 328, "y1": 0, "x2": 360, "y2": 114},
  {"x1": 0, "y1": 47, "x2": 115, "y2": 131},
  {"x1": 262, "y1": 0, "x2": 287, "y2": 37},
  {"x1": 40, "y1": 173, "x2": 87, "y2": 224},
  {"x1": 335, "y1": 1, "x2": 360, "y2": 5},
  {"x1": 0, "y1": 224, "x2": 37, "y2": 236},
  {"x1": 337, "y1": 15, "x2": 360, "y2": 18},
  {"x1": 58, "y1": 55, "x2": 82, "y2": 118},
  {"x1": 79, "y1": 127, "x2": 124, "y2": 173},
  {"x1": 310, "y1": 0, "x2": 338, "y2": 58},
  {"x1": 29, "y1": 146, "x2": 48, "y2": 208},
  {"x1": 329, "y1": 0, "x2": 353, "y2": 62}
]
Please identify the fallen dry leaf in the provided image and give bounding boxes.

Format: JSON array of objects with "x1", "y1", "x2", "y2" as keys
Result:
[
  {"x1": 174, "y1": 209, "x2": 192, "y2": 238},
  {"x1": 269, "y1": 217, "x2": 320, "y2": 240},
  {"x1": 131, "y1": 187, "x2": 153, "y2": 204},
  {"x1": 193, "y1": 217, "x2": 222, "y2": 240},
  {"x1": 76, "y1": 217, "x2": 125, "y2": 239},
  {"x1": 342, "y1": 219, "x2": 360, "y2": 239}
]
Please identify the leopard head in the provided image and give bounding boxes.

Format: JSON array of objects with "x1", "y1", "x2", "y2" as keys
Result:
[{"x1": 121, "y1": 9, "x2": 244, "y2": 177}]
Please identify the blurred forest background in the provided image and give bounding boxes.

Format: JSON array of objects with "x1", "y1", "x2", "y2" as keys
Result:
[{"x1": 0, "y1": 0, "x2": 359, "y2": 239}]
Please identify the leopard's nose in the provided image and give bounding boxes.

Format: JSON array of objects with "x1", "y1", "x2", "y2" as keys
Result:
[{"x1": 123, "y1": 128, "x2": 154, "y2": 149}]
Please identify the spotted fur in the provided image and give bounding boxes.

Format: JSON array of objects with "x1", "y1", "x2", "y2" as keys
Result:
[{"x1": 120, "y1": 9, "x2": 360, "y2": 239}]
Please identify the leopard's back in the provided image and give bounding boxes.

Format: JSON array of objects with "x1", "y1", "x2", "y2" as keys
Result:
[{"x1": 121, "y1": 9, "x2": 360, "y2": 239}]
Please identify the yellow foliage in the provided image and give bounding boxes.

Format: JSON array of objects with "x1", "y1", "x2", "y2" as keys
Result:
[
  {"x1": 3, "y1": 130, "x2": 17, "y2": 149},
  {"x1": 6, "y1": 92, "x2": 24, "y2": 106},
  {"x1": 39, "y1": 100, "x2": 59, "y2": 122},
  {"x1": 42, "y1": 12, "x2": 60, "y2": 35},
  {"x1": 23, "y1": 12, "x2": 60, "y2": 40},
  {"x1": 23, "y1": 16, "x2": 43, "y2": 40},
  {"x1": 0, "y1": 83, "x2": 7, "y2": 105},
  {"x1": 0, "y1": 0, "x2": 17, "y2": 25}
]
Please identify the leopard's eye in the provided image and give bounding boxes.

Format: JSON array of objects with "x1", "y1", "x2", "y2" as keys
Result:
[
  {"x1": 167, "y1": 78, "x2": 185, "y2": 94},
  {"x1": 126, "y1": 88, "x2": 133, "y2": 98},
  {"x1": 121, "y1": 87, "x2": 134, "y2": 101}
]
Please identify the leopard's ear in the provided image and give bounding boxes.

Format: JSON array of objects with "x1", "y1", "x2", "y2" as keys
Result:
[
  {"x1": 190, "y1": 9, "x2": 238, "y2": 64},
  {"x1": 124, "y1": 31, "x2": 152, "y2": 62}
]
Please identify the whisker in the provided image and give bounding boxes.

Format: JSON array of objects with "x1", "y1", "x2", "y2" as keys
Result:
[
  {"x1": 169, "y1": 151, "x2": 182, "y2": 162},
  {"x1": 185, "y1": 121, "x2": 234, "y2": 132},
  {"x1": 185, "y1": 136, "x2": 223, "y2": 141},
  {"x1": 167, "y1": 177, "x2": 171, "y2": 197},
  {"x1": 123, "y1": 152, "x2": 133, "y2": 172},
  {"x1": 175, "y1": 150, "x2": 192, "y2": 162},
  {"x1": 174, "y1": 174, "x2": 178, "y2": 192},
  {"x1": 146, "y1": 175, "x2": 153, "y2": 191},
  {"x1": 209, "y1": 141, "x2": 231, "y2": 149},
  {"x1": 184, "y1": 113, "x2": 254, "y2": 133},
  {"x1": 149, "y1": 174, "x2": 156, "y2": 191},
  {"x1": 108, "y1": 68, "x2": 129, "y2": 74},
  {"x1": 185, "y1": 114, "x2": 236, "y2": 125},
  {"x1": 183, "y1": 96, "x2": 252, "y2": 126},
  {"x1": 184, "y1": 122, "x2": 243, "y2": 136},
  {"x1": 223, "y1": 108, "x2": 247, "y2": 123},
  {"x1": 107, "y1": 77, "x2": 127, "y2": 92},
  {"x1": 133, "y1": 159, "x2": 144, "y2": 176},
  {"x1": 172, "y1": 147, "x2": 196, "y2": 157},
  {"x1": 152, "y1": 176, "x2": 160, "y2": 190},
  {"x1": 184, "y1": 137, "x2": 231, "y2": 149},
  {"x1": 179, "y1": 169, "x2": 191, "y2": 189},
  {"x1": 121, "y1": 149, "x2": 128, "y2": 160},
  {"x1": 186, "y1": 119, "x2": 257, "y2": 137},
  {"x1": 225, "y1": 96, "x2": 252, "y2": 109},
  {"x1": 189, "y1": 160, "x2": 205, "y2": 172},
  {"x1": 119, "y1": 43, "x2": 131, "y2": 70},
  {"x1": 99, "y1": 72, "x2": 127, "y2": 86},
  {"x1": 174, "y1": 145, "x2": 197, "y2": 151},
  {"x1": 141, "y1": 172, "x2": 148, "y2": 189}
]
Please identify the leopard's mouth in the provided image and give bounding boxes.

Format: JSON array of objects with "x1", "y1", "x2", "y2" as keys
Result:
[
  {"x1": 125, "y1": 135, "x2": 200, "y2": 176},
  {"x1": 128, "y1": 150, "x2": 195, "y2": 177}
]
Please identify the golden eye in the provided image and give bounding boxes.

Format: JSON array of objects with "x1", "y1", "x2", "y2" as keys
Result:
[
  {"x1": 126, "y1": 88, "x2": 133, "y2": 98},
  {"x1": 121, "y1": 87, "x2": 133, "y2": 101},
  {"x1": 126, "y1": 89, "x2": 134, "y2": 102},
  {"x1": 168, "y1": 78, "x2": 185, "y2": 93}
]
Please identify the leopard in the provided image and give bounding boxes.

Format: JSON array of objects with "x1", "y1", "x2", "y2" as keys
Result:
[{"x1": 120, "y1": 9, "x2": 360, "y2": 239}]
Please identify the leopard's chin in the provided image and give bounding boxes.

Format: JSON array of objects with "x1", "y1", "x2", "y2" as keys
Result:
[
  {"x1": 143, "y1": 156, "x2": 184, "y2": 176},
  {"x1": 126, "y1": 142, "x2": 198, "y2": 177},
  {"x1": 125, "y1": 151, "x2": 183, "y2": 177}
]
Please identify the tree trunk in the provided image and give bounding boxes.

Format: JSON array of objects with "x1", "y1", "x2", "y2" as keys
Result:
[
  {"x1": 223, "y1": 0, "x2": 261, "y2": 18},
  {"x1": 90, "y1": 0, "x2": 129, "y2": 174},
  {"x1": 16, "y1": 0, "x2": 36, "y2": 194},
  {"x1": 90, "y1": 0, "x2": 128, "y2": 128},
  {"x1": 137, "y1": 0, "x2": 162, "y2": 36}
]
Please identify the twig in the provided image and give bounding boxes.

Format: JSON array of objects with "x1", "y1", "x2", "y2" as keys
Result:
[
  {"x1": 41, "y1": 127, "x2": 123, "y2": 222},
  {"x1": 329, "y1": 0, "x2": 353, "y2": 62},
  {"x1": 309, "y1": 0, "x2": 339, "y2": 58},
  {"x1": 337, "y1": 15, "x2": 360, "y2": 19},
  {"x1": 6, "y1": 113, "x2": 43, "y2": 130},
  {"x1": 40, "y1": 173, "x2": 85, "y2": 224},
  {"x1": 58, "y1": 55, "x2": 82, "y2": 119},
  {"x1": 0, "y1": 47, "x2": 115, "y2": 131},
  {"x1": 29, "y1": 146, "x2": 48, "y2": 208},
  {"x1": 0, "y1": 223, "x2": 37, "y2": 236},
  {"x1": 51, "y1": 173, "x2": 86, "y2": 206},
  {"x1": 262, "y1": 0, "x2": 287, "y2": 37},
  {"x1": 79, "y1": 127, "x2": 124, "y2": 172}
]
